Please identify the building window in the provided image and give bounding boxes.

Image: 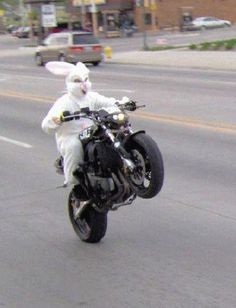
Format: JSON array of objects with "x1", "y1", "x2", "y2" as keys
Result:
[{"x1": 145, "y1": 13, "x2": 152, "y2": 25}]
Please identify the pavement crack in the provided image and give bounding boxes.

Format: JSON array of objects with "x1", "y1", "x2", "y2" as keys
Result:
[
  {"x1": 0, "y1": 186, "x2": 64, "y2": 202},
  {"x1": 160, "y1": 196, "x2": 236, "y2": 222}
]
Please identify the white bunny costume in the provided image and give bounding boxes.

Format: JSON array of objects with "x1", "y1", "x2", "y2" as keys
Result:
[{"x1": 42, "y1": 61, "x2": 129, "y2": 185}]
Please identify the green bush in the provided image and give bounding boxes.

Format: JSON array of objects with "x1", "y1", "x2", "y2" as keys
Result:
[
  {"x1": 200, "y1": 42, "x2": 211, "y2": 50},
  {"x1": 212, "y1": 40, "x2": 224, "y2": 50},
  {"x1": 224, "y1": 39, "x2": 236, "y2": 50},
  {"x1": 146, "y1": 45, "x2": 176, "y2": 51},
  {"x1": 188, "y1": 38, "x2": 236, "y2": 51},
  {"x1": 189, "y1": 44, "x2": 197, "y2": 50}
]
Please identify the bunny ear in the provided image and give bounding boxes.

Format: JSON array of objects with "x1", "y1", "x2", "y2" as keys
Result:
[
  {"x1": 75, "y1": 62, "x2": 89, "y2": 76},
  {"x1": 45, "y1": 61, "x2": 75, "y2": 76}
]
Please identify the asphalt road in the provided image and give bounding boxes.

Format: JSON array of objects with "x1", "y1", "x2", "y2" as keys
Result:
[{"x1": 0, "y1": 55, "x2": 236, "y2": 307}]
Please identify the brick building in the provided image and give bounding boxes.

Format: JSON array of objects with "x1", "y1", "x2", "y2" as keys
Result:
[
  {"x1": 72, "y1": 0, "x2": 236, "y2": 33},
  {"x1": 146, "y1": 0, "x2": 236, "y2": 30},
  {"x1": 24, "y1": 0, "x2": 236, "y2": 36}
]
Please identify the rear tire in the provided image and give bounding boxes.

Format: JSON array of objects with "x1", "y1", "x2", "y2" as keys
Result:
[
  {"x1": 68, "y1": 192, "x2": 107, "y2": 243},
  {"x1": 126, "y1": 133, "x2": 164, "y2": 199},
  {"x1": 58, "y1": 54, "x2": 66, "y2": 62}
]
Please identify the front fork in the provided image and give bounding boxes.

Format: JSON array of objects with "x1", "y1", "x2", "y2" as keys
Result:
[{"x1": 102, "y1": 125, "x2": 136, "y2": 172}]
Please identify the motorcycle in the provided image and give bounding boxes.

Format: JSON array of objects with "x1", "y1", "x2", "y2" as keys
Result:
[{"x1": 59, "y1": 101, "x2": 164, "y2": 243}]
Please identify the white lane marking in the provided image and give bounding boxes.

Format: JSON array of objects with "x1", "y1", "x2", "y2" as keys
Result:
[
  {"x1": 95, "y1": 88, "x2": 135, "y2": 93},
  {"x1": 0, "y1": 135, "x2": 32, "y2": 148}
]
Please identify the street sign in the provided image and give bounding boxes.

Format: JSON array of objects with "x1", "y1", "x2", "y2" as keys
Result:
[
  {"x1": 73, "y1": 0, "x2": 105, "y2": 6},
  {"x1": 41, "y1": 4, "x2": 57, "y2": 27}
]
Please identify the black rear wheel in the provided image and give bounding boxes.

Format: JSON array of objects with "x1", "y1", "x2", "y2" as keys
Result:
[
  {"x1": 126, "y1": 133, "x2": 164, "y2": 199},
  {"x1": 58, "y1": 54, "x2": 66, "y2": 62},
  {"x1": 35, "y1": 53, "x2": 44, "y2": 66},
  {"x1": 68, "y1": 192, "x2": 107, "y2": 243}
]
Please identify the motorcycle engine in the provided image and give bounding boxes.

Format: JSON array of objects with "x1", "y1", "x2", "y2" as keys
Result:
[{"x1": 87, "y1": 174, "x2": 115, "y2": 193}]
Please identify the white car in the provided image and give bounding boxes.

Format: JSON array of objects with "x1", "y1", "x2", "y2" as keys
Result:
[{"x1": 187, "y1": 17, "x2": 231, "y2": 30}]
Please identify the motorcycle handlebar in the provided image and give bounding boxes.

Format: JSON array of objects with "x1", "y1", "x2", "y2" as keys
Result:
[
  {"x1": 116, "y1": 100, "x2": 146, "y2": 111},
  {"x1": 60, "y1": 109, "x2": 92, "y2": 122},
  {"x1": 60, "y1": 102, "x2": 145, "y2": 122}
]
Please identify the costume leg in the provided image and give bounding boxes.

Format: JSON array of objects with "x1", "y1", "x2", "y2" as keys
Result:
[{"x1": 63, "y1": 137, "x2": 84, "y2": 185}]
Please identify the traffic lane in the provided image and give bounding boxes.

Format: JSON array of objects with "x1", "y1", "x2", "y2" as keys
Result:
[
  {"x1": 92, "y1": 65, "x2": 236, "y2": 125},
  {"x1": 1, "y1": 158, "x2": 236, "y2": 307},
  {"x1": 131, "y1": 116, "x2": 236, "y2": 215},
  {"x1": 1, "y1": 195, "x2": 236, "y2": 308},
  {"x1": 1, "y1": 63, "x2": 236, "y2": 127},
  {"x1": 2, "y1": 93, "x2": 236, "y2": 225},
  {"x1": 0, "y1": 95, "x2": 55, "y2": 150},
  {"x1": 3, "y1": 55, "x2": 236, "y2": 84},
  {"x1": 0, "y1": 96, "x2": 62, "y2": 201},
  {"x1": 1, "y1": 94, "x2": 236, "y2": 214},
  {"x1": 1, "y1": 158, "x2": 236, "y2": 306},
  {"x1": 1, "y1": 98, "x2": 236, "y2": 307}
]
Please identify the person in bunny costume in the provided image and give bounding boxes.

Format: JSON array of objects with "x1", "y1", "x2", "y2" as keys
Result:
[{"x1": 42, "y1": 61, "x2": 129, "y2": 188}]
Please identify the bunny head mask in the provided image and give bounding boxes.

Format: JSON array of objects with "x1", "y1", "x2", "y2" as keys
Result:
[{"x1": 45, "y1": 61, "x2": 92, "y2": 98}]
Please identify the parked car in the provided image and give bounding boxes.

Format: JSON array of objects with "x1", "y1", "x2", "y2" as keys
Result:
[
  {"x1": 11, "y1": 26, "x2": 20, "y2": 36},
  {"x1": 6, "y1": 25, "x2": 18, "y2": 33},
  {"x1": 16, "y1": 26, "x2": 30, "y2": 38},
  {"x1": 186, "y1": 16, "x2": 231, "y2": 31},
  {"x1": 35, "y1": 31, "x2": 103, "y2": 66}
]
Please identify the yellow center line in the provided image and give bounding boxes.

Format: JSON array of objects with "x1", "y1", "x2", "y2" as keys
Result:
[
  {"x1": 133, "y1": 111, "x2": 236, "y2": 135},
  {"x1": 0, "y1": 90, "x2": 53, "y2": 103},
  {"x1": 1, "y1": 90, "x2": 236, "y2": 135}
]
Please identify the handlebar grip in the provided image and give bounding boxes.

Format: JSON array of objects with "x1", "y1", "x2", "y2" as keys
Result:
[
  {"x1": 60, "y1": 111, "x2": 72, "y2": 122},
  {"x1": 126, "y1": 101, "x2": 137, "y2": 111}
]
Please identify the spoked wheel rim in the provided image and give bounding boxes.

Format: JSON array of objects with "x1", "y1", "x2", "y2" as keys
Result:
[
  {"x1": 68, "y1": 192, "x2": 108, "y2": 243},
  {"x1": 129, "y1": 149, "x2": 151, "y2": 190},
  {"x1": 70, "y1": 197, "x2": 92, "y2": 237},
  {"x1": 125, "y1": 133, "x2": 164, "y2": 199}
]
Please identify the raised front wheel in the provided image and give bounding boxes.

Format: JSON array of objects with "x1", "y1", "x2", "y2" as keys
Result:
[{"x1": 126, "y1": 133, "x2": 164, "y2": 199}]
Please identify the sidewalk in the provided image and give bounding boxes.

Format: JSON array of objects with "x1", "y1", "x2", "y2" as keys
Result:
[{"x1": 105, "y1": 49, "x2": 236, "y2": 71}]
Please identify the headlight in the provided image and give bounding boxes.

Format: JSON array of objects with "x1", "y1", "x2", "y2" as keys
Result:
[{"x1": 113, "y1": 113, "x2": 126, "y2": 122}]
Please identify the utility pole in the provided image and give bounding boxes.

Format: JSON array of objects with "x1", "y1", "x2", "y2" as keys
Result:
[
  {"x1": 90, "y1": 0, "x2": 98, "y2": 36},
  {"x1": 142, "y1": 0, "x2": 148, "y2": 50},
  {"x1": 81, "y1": 0, "x2": 86, "y2": 29},
  {"x1": 19, "y1": 0, "x2": 25, "y2": 26}
]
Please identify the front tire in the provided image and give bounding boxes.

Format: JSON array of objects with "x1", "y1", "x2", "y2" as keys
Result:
[
  {"x1": 35, "y1": 53, "x2": 44, "y2": 66},
  {"x1": 68, "y1": 192, "x2": 107, "y2": 243},
  {"x1": 126, "y1": 133, "x2": 164, "y2": 199},
  {"x1": 93, "y1": 61, "x2": 100, "y2": 66}
]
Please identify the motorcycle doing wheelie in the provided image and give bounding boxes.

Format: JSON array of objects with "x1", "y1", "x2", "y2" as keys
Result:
[{"x1": 58, "y1": 100, "x2": 164, "y2": 243}]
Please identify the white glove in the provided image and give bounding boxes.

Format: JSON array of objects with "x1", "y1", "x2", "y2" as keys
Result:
[{"x1": 119, "y1": 96, "x2": 130, "y2": 105}]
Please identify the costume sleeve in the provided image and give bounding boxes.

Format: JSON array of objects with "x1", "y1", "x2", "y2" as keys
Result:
[
  {"x1": 93, "y1": 93, "x2": 118, "y2": 110},
  {"x1": 41, "y1": 96, "x2": 67, "y2": 134}
]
